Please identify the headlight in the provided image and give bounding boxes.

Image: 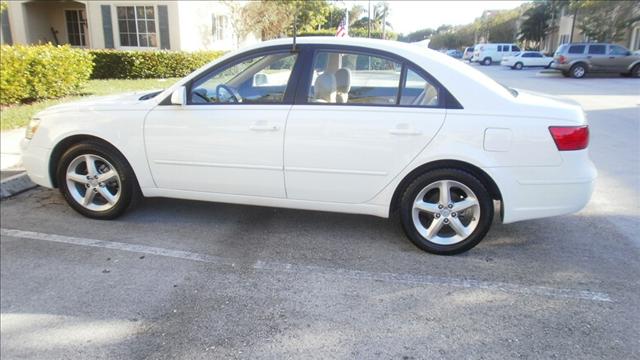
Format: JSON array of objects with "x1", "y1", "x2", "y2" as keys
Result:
[{"x1": 25, "y1": 118, "x2": 41, "y2": 140}]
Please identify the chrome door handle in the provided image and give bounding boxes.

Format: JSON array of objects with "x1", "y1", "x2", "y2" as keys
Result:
[
  {"x1": 389, "y1": 128, "x2": 421, "y2": 136},
  {"x1": 249, "y1": 123, "x2": 279, "y2": 131}
]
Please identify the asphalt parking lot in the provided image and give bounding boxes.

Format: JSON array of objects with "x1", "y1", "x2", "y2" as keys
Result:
[{"x1": 2, "y1": 64, "x2": 639, "y2": 359}]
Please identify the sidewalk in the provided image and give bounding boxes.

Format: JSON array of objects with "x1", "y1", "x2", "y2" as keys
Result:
[
  {"x1": 1, "y1": 128, "x2": 36, "y2": 198},
  {"x1": 1, "y1": 128, "x2": 25, "y2": 171}
]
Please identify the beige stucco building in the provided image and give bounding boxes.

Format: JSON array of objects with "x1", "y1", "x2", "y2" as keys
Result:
[
  {"x1": 542, "y1": 4, "x2": 640, "y2": 53},
  {"x1": 1, "y1": 0, "x2": 258, "y2": 51}
]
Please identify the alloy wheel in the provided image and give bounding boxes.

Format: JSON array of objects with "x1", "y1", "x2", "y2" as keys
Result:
[
  {"x1": 411, "y1": 180, "x2": 481, "y2": 245},
  {"x1": 65, "y1": 154, "x2": 121, "y2": 212}
]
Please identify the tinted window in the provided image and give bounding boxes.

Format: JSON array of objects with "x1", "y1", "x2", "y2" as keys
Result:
[
  {"x1": 308, "y1": 51, "x2": 401, "y2": 105},
  {"x1": 609, "y1": 45, "x2": 628, "y2": 55},
  {"x1": 568, "y1": 45, "x2": 586, "y2": 54},
  {"x1": 497, "y1": 45, "x2": 503, "y2": 52},
  {"x1": 512, "y1": 45, "x2": 521, "y2": 52},
  {"x1": 588, "y1": 45, "x2": 606, "y2": 54},
  {"x1": 555, "y1": 45, "x2": 568, "y2": 55},
  {"x1": 522, "y1": 53, "x2": 533, "y2": 58},
  {"x1": 190, "y1": 52, "x2": 297, "y2": 104},
  {"x1": 399, "y1": 68, "x2": 439, "y2": 107},
  {"x1": 531, "y1": 52, "x2": 543, "y2": 58}
]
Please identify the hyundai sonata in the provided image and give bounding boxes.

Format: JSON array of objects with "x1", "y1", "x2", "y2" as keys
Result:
[{"x1": 21, "y1": 37, "x2": 596, "y2": 254}]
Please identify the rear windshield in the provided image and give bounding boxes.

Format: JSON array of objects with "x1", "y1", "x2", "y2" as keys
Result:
[
  {"x1": 555, "y1": 45, "x2": 568, "y2": 55},
  {"x1": 568, "y1": 45, "x2": 586, "y2": 54}
]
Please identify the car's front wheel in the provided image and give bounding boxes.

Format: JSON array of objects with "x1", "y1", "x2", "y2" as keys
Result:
[
  {"x1": 399, "y1": 169, "x2": 494, "y2": 255},
  {"x1": 57, "y1": 141, "x2": 139, "y2": 219},
  {"x1": 514, "y1": 62, "x2": 523, "y2": 70},
  {"x1": 482, "y1": 57, "x2": 492, "y2": 66}
]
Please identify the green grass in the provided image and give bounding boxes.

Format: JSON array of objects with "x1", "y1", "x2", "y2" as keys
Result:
[{"x1": 0, "y1": 78, "x2": 180, "y2": 131}]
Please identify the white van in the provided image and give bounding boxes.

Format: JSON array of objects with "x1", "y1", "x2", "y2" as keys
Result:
[{"x1": 471, "y1": 43, "x2": 521, "y2": 65}]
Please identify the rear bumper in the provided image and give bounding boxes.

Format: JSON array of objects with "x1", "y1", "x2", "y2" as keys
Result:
[
  {"x1": 20, "y1": 139, "x2": 53, "y2": 188},
  {"x1": 550, "y1": 62, "x2": 571, "y2": 71},
  {"x1": 486, "y1": 150, "x2": 597, "y2": 224}
]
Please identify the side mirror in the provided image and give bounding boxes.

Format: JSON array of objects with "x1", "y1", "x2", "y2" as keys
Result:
[
  {"x1": 626, "y1": 51, "x2": 632, "y2": 56},
  {"x1": 170, "y1": 86, "x2": 186, "y2": 105}
]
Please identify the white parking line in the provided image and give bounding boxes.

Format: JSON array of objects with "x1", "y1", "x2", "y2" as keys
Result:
[{"x1": 1, "y1": 228, "x2": 612, "y2": 303}]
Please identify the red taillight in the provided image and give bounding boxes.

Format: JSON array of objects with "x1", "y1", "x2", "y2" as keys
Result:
[
  {"x1": 549, "y1": 126, "x2": 589, "y2": 151},
  {"x1": 558, "y1": 55, "x2": 566, "y2": 64}
]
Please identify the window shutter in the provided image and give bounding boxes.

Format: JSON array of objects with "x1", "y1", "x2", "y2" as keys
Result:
[
  {"x1": 158, "y1": 5, "x2": 170, "y2": 49},
  {"x1": 100, "y1": 5, "x2": 114, "y2": 48}
]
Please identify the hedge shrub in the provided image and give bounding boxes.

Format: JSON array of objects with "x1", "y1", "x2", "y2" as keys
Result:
[
  {"x1": 1, "y1": 44, "x2": 93, "y2": 105},
  {"x1": 89, "y1": 50, "x2": 225, "y2": 79}
]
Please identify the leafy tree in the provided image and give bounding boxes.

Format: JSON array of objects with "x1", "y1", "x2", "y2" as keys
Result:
[
  {"x1": 570, "y1": 0, "x2": 640, "y2": 42},
  {"x1": 398, "y1": 28, "x2": 436, "y2": 42},
  {"x1": 239, "y1": 0, "x2": 331, "y2": 40},
  {"x1": 518, "y1": 1, "x2": 552, "y2": 48}
]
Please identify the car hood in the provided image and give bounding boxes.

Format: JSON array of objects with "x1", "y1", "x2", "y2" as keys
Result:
[{"x1": 36, "y1": 90, "x2": 162, "y2": 116}]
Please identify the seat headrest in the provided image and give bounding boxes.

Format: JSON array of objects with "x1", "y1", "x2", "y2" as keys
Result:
[
  {"x1": 335, "y1": 68, "x2": 351, "y2": 93},
  {"x1": 314, "y1": 73, "x2": 336, "y2": 103}
]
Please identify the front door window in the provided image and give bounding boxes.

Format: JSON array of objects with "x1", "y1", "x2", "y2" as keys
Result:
[{"x1": 189, "y1": 52, "x2": 298, "y2": 104}]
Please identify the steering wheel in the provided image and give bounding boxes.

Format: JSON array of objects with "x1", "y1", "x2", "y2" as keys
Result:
[{"x1": 216, "y1": 84, "x2": 242, "y2": 103}]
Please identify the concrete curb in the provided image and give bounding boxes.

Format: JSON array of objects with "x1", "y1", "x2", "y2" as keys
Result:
[{"x1": 0, "y1": 172, "x2": 37, "y2": 199}]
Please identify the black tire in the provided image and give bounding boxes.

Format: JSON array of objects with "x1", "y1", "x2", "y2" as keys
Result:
[
  {"x1": 514, "y1": 62, "x2": 523, "y2": 70},
  {"x1": 632, "y1": 64, "x2": 640, "y2": 78},
  {"x1": 482, "y1": 57, "x2": 492, "y2": 66},
  {"x1": 399, "y1": 168, "x2": 494, "y2": 255},
  {"x1": 570, "y1": 63, "x2": 587, "y2": 78},
  {"x1": 56, "y1": 141, "x2": 139, "y2": 219}
]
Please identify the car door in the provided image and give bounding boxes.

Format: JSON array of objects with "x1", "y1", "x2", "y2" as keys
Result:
[
  {"x1": 144, "y1": 48, "x2": 300, "y2": 198},
  {"x1": 586, "y1": 44, "x2": 608, "y2": 71},
  {"x1": 284, "y1": 48, "x2": 447, "y2": 204},
  {"x1": 608, "y1": 45, "x2": 633, "y2": 72},
  {"x1": 529, "y1": 52, "x2": 545, "y2": 66}
]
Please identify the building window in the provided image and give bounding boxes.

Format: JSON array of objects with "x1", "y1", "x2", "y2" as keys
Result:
[
  {"x1": 212, "y1": 14, "x2": 227, "y2": 41},
  {"x1": 65, "y1": 10, "x2": 87, "y2": 47},
  {"x1": 117, "y1": 6, "x2": 157, "y2": 47}
]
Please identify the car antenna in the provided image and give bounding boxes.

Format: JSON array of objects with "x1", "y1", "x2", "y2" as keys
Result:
[{"x1": 291, "y1": 6, "x2": 298, "y2": 53}]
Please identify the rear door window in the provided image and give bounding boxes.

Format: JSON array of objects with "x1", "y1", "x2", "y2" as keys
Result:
[
  {"x1": 588, "y1": 45, "x2": 606, "y2": 54},
  {"x1": 568, "y1": 45, "x2": 586, "y2": 54},
  {"x1": 307, "y1": 50, "x2": 402, "y2": 105}
]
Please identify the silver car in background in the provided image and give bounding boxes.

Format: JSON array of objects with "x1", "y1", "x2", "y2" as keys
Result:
[{"x1": 551, "y1": 43, "x2": 640, "y2": 78}]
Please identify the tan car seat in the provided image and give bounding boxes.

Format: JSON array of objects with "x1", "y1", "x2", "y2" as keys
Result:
[
  {"x1": 335, "y1": 68, "x2": 351, "y2": 104},
  {"x1": 313, "y1": 73, "x2": 336, "y2": 103}
]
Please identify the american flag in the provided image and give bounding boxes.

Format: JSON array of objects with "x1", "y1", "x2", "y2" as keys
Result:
[{"x1": 336, "y1": 18, "x2": 347, "y2": 37}]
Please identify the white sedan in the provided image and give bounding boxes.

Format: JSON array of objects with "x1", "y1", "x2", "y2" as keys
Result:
[
  {"x1": 21, "y1": 37, "x2": 596, "y2": 255},
  {"x1": 501, "y1": 51, "x2": 554, "y2": 70}
]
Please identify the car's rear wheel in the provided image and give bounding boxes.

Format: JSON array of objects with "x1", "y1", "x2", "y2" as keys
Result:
[
  {"x1": 57, "y1": 141, "x2": 138, "y2": 219},
  {"x1": 632, "y1": 64, "x2": 640, "y2": 78},
  {"x1": 482, "y1": 57, "x2": 492, "y2": 66},
  {"x1": 570, "y1": 63, "x2": 587, "y2": 78},
  {"x1": 399, "y1": 169, "x2": 494, "y2": 255},
  {"x1": 514, "y1": 62, "x2": 523, "y2": 70}
]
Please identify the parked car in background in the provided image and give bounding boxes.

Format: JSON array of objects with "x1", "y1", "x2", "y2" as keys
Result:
[
  {"x1": 472, "y1": 43, "x2": 521, "y2": 65},
  {"x1": 501, "y1": 51, "x2": 554, "y2": 70},
  {"x1": 21, "y1": 37, "x2": 596, "y2": 255},
  {"x1": 552, "y1": 43, "x2": 640, "y2": 78},
  {"x1": 463, "y1": 46, "x2": 474, "y2": 61},
  {"x1": 446, "y1": 49, "x2": 463, "y2": 59}
]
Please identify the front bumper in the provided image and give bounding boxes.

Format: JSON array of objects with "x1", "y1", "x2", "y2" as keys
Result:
[{"x1": 20, "y1": 138, "x2": 53, "y2": 188}]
